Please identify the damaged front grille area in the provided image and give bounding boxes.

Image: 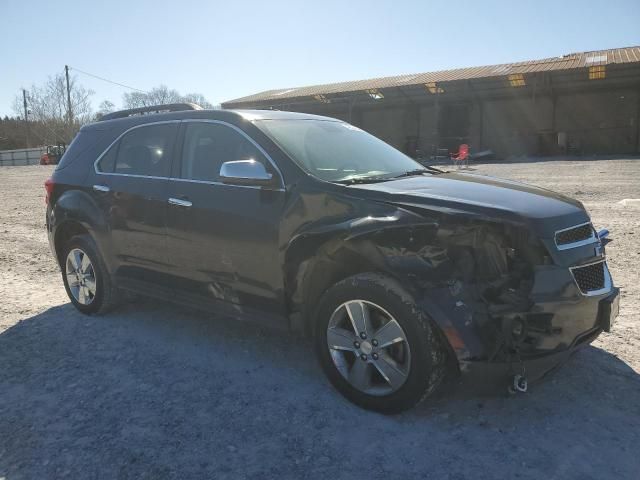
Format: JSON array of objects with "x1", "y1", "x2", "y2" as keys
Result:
[
  {"x1": 555, "y1": 222, "x2": 595, "y2": 250},
  {"x1": 570, "y1": 260, "x2": 610, "y2": 296}
]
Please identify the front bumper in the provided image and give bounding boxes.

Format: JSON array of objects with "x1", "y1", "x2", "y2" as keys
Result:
[
  {"x1": 453, "y1": 287, "x2": 619, "y2": 393},
  {"x1": 419, "y1": 253, "x2": 619, "y2": 392},
  {"x1": 457, "y1": 326, "x2": 600, "y2": 393}
]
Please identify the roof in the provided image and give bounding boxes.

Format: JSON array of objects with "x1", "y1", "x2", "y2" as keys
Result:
[{"x1": 222, "y1": 46, "x2": 640, "y2": 107}]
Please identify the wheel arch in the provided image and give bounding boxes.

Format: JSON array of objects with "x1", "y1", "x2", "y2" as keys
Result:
[
  {"x1": 285, "y1": 231, "x2": 431, "y2": 337},
  {"x1": 52, "y1": 189, "x2": 112, "y2": 271},
  {"x1": 282, "y1": 215, "x2": 471, "y2": 382},
  {"x1": 54, "y1": 220, "x2": 91, "y2": 266}
]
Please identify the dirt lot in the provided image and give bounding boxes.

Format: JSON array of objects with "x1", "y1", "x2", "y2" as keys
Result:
[{"x1": 1, "y1": 159, "x2": 639, "y2": 479}]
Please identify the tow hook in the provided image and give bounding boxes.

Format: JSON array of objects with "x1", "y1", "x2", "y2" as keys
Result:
[
  {"x1": 509, "y1": 374, "x2": 528, "y2": 394},
  {"x1": 507, "y1": 348, "x2": 528, "y2": 395}
]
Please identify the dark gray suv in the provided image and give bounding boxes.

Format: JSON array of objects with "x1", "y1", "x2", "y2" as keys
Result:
[{"x1": 45, "y1": 103, "x2": 619, "y2": 413}]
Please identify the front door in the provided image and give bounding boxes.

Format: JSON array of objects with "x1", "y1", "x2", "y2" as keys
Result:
[{"x1": 165, "y1": 121, "x2": 286, "y2": 325}]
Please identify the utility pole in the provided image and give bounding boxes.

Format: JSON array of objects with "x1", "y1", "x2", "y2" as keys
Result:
[
  {"x1": 22, "y1": 89, "x2": 30, "y2": 148},
  {"x1": 65, "y1": 65, "x2": 73, "y2": 125}
]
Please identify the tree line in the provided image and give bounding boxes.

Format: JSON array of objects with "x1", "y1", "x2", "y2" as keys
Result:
[{"x1": 1, "y1": 73, "x2": 216, "y2": 150}]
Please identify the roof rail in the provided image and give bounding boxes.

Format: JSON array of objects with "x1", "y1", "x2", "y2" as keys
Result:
[{"x1": 99, "y1": 103, "x2": 203, "y2": 121}]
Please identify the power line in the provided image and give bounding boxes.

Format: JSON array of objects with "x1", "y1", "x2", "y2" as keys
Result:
[{"x1": 68, "y1": 66, "x2": 148, "y2": 93}]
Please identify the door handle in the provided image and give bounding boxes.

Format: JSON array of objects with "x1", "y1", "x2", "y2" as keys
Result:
[
  {"x1": 93, "y1": 184, "x2": 110, "y2": 193},
  {"x1": 168, "y1": 197, "x2": 192, "y2": 208}
]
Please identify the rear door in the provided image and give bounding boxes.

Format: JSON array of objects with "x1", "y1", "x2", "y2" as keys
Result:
[
  {"x1": 93, "y1": 121, "x2": 179, "y2": 285},
  {"x1": 165, "y1": 120, "x2": 287, "y2": 324}
]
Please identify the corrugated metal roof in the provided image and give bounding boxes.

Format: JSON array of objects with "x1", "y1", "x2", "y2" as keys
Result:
[{"x1": 222, "y1": 46, "x2": 640, "y2": 106}]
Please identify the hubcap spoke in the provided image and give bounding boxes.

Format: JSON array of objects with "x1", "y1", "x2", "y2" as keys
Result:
[
  {"x1": 327, "y1": 327, "x2": 357, "y2": 351},
  {"x1": 84, "y1": 277, "x2": 97, "y2": 295},
  {"x1": 345, "y1": 301, "x2": 373, "y2": 337},
  {"x1": 66, "y1": 273, "x2": 80, "y2": 286},
  {"x1": 374, "y1": 319, "x2": 406, "y2": 349},
  {"x1": 78, "y1": 286, "x2": 87, "y2": 304},
  {"x1": 373, "y1": 351, "x2": 409, "y2": 390},
  {"x1": 348, "y1": 359, "x2": 371, "y2": 391},
  {"x1": 80, "y1": 253, "x2": 92, "y2": 274},
  {"x1": 71, "y1": 250, "x2": 82, "y2": 271}
]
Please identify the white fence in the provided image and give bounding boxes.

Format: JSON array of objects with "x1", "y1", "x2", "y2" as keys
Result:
[{"x1": 0, "y1": 147, "x2": 45, "y2": 166}]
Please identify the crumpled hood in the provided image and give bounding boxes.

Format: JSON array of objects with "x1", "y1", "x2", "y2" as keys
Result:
[{"x1": 348, "y1": 172, "x2": 589, "y2": 235}]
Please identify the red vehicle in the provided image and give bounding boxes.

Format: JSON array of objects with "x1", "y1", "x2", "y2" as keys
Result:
[{"x1": 40, "y1": 143, "x2": 66, "y2": 165}]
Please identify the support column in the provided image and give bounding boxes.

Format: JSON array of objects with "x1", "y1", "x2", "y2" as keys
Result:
[
  {"x1": 478, "y1": 100, "x2": 484, "y2": 150},
  {"x1": 635, "y1": 89, "x2": 640, "y2": 153},
  {"x1": 433, "y1": 85, "x2": 440, "y2": 157}
]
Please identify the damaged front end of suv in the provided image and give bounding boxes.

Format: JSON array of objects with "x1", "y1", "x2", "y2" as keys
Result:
[
  {"x1": 285, "y1": 174, "x2": 618, "y2": 395},
  {"x1": 253, "y1": 115, "x2": 619, "y2": 409}
]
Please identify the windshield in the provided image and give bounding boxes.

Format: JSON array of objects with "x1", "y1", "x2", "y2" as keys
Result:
[{"x1": 254, "y1": 119, "x2": 427, "y2": 182}]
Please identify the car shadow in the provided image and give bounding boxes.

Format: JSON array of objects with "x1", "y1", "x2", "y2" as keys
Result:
[{"x1": 1, "y1": 300, "x2": 638, "y2": 479}]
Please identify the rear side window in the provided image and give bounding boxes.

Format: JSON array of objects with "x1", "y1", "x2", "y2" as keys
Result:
[
  {"x1": 98, "y1": 123, "x2": 175, "y2": 177},
  {"x1": 180, "y1": 123, "x2": 267, "y2": 182},
  {"x1": 96, "y1": 123, "x2": 177, "y2": 176}
]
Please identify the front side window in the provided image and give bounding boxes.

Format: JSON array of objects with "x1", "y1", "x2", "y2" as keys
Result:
[
  {"x1": 254, "y1": 119, "x2": 425, "y2": 182},
  {"x1": 180, "y1": 123, "x2": 267, "y2": 182},
  {"x1": 111, "y1": 123, "x2": 176, "y2": 177}
]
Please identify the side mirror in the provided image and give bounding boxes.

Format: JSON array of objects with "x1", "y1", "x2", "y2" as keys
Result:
[{"x1": 219, "y1": 159, "x2": 274, "y2": 187}]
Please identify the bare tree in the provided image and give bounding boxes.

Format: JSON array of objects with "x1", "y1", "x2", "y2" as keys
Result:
[
  {"x1": 123, "y1": 85, "x2": 215, "y2": 109},
  {"x1": 13, "y1": 73, "x2": 95, "y2": 145},
  {"x1": 98, "y1": 100, "x2": 115, "y2": 114},
  {"x1": 123, "y1": 85, "x2": 181, "y2": 109},
  {"x1": 94, "y1": 100, "x2": 116, "y2": 120},
  {"x1": 181, "y1": 92, "x2": 215, "y2": 109}
]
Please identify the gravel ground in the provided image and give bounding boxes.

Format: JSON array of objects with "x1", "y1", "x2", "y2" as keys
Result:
[{"x1": 0, "y1": 159, "x2": 639, "y2": 479}]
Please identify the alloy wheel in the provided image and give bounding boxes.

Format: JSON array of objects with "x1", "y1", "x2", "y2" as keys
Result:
[
  {"x1": 326, "y1": 300, "x2": 411, "y2": 396},
  {"x1": 65, "y1": 248, "x2": 97, "y2": 305}
]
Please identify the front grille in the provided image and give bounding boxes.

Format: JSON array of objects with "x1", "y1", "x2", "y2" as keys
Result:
[
  {"x1": 571, "y1": 261, "x2": 606, "y2": 294},
  {"x1": 555, "y1": 223, "x2": 594, "y2": 247}
]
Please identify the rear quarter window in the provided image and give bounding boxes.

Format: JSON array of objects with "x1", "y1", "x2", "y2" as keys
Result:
[
  {"x1": 56, "y1": 129, "x2": 106, "y2": 171},
  {"x1": 96, "y1": 143, "x2": 117, "y2": 173}
]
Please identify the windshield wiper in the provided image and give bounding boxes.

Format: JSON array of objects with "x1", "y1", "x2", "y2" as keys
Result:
[
  {"x1": 392, "y1": 166, "x2": 445, "y2": 178},
  {"x1": 335, "y1": 166, "x2": 445, "y2": 185},
  {"x1": 334, "y1": 175, "x2": 392, "y2": 185}
]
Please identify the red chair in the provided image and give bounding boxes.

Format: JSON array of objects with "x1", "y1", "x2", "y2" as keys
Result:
[{"x1": 450, "y1": 144, "x2": 469, "y2": 169}]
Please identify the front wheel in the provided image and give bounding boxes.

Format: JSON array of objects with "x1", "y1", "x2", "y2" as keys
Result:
[{"x1": 314, "y1": 273, "x2": 446, "y2": 413}]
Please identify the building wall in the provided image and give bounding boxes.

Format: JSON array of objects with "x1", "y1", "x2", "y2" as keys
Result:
[
  {"x1": 555, "y1": 90, "x2": 638, "y2": 154},
  {"x1": 299, "y1": 86, "x2": 639, "y2": 158},
  {"x1": 480, "y1": 96, "x2": 554, "y2": 157},
  {"x1": 360, "y1": 107, "x2": 402, "y2": 149}
]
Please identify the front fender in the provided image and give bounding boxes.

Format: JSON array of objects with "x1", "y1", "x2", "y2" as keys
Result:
[{"x1": 283, "y1": 202, "x2": 444, "y2": 332}]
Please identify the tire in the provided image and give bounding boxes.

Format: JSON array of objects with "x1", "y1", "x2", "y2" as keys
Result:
[
  {"x1": 314, "y1": 273, "x2": 446, "y2": 414},
  {"x1": 60, "y1": 234, "x2": 119, "y2": 315}
]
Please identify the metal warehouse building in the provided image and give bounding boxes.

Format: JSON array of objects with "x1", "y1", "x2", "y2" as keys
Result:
[{"x1": 222, "y1": 46, "x2": 640, "y2": 159}]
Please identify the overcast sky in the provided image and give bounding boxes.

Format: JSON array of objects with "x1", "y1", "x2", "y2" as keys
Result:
[{"x1": 1, "y1": 0, "x2": 639, "y2": 116}]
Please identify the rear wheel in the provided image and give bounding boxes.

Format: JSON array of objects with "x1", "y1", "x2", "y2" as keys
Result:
[
  {"x1": 315, "y1": 273, "x2": 446, "y2": 413},
  {"x1": 61, "y1": 235, "x2": 119, "y2": 314}
]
